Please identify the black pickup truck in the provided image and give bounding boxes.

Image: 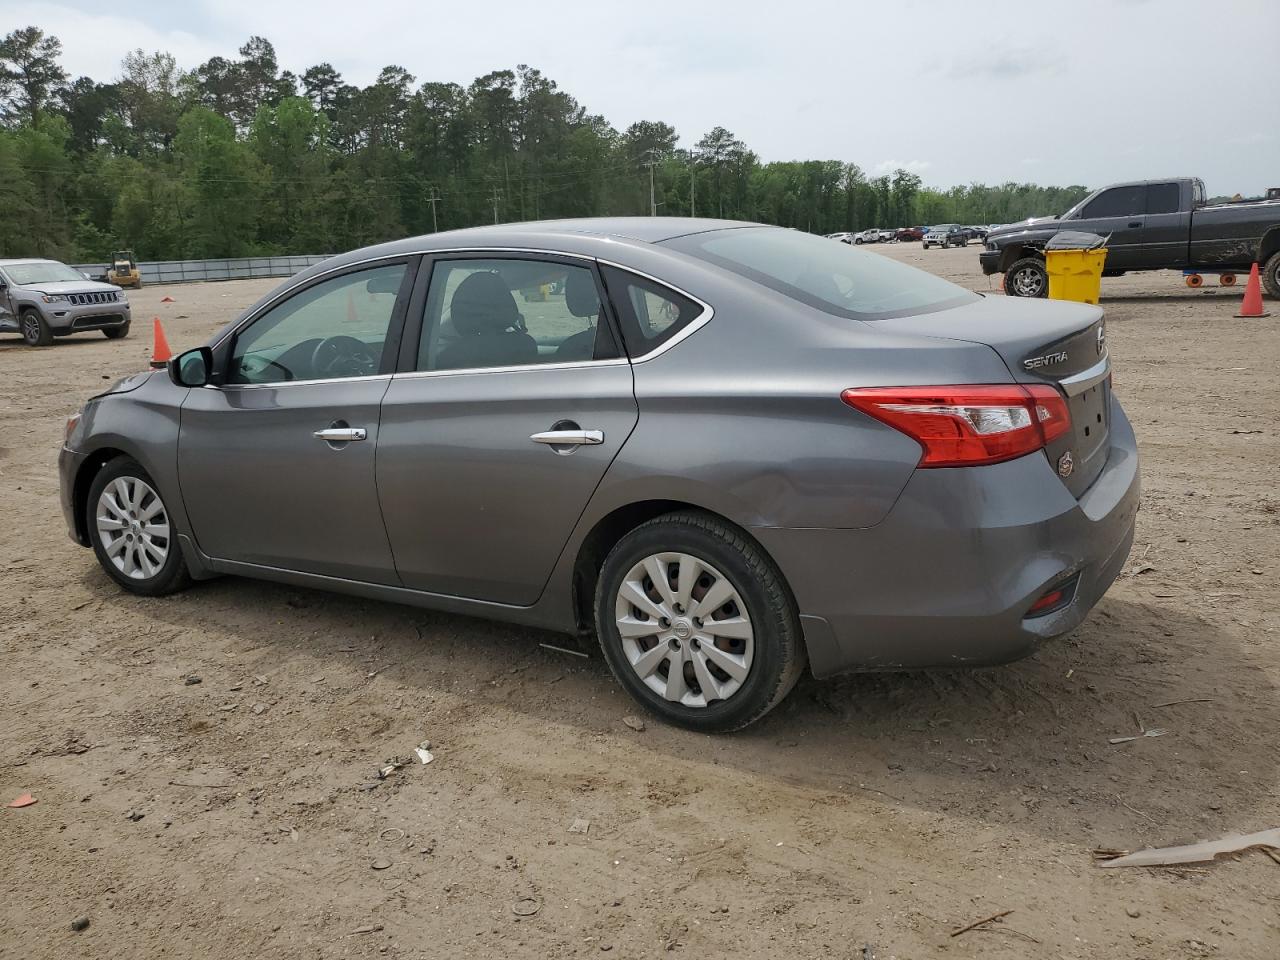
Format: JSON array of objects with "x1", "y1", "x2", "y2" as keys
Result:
[{"x1": 980, "y1": 177, "x2": 1280, "y2": 298}]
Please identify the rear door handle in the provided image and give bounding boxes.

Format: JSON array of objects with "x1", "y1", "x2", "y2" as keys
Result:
[
  {"x1": 530, "y1": 429, "x2": 604, "y2": 446},
  {"x1": 314, "y1": 427, "x2": 367, "y2": 441}
]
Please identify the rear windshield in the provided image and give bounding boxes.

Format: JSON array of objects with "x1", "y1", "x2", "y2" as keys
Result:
[{"x1": 666, "y1": 227, "x2": 976, "y2": 320}]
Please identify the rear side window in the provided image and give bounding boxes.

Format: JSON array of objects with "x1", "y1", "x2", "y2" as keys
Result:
[
  {"x1": 1081, "y1": 185, "x2": 1146, "y2": 219},
  {"x1": 1147, "y1": 182, "x2": 1181, "y2": 215},
  {"x1": 665, "y1": 227, "x2": 975, "y2": 321},
  {"x1": 600, "y1": 266, "x2": 704, "y2": 354}
]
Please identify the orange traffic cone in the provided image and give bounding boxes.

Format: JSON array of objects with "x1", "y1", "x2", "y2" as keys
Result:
[
  {"x1": 150, "y1": 317, "x2": 173, "y2": 368},
  {"x1": 160, "y1": 295, "x2": 175, "y2": 303},
  {"x1": 1235, "y1": 263, "x2": 1270, "y2": 318}
]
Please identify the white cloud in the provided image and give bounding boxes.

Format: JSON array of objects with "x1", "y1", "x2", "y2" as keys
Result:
[
  {"x1": 873, "y1": 159, "x2": 932, "y2": 176},
  {"x1": 3, "y1": 0, "x2": 1274, "y2": 195}
]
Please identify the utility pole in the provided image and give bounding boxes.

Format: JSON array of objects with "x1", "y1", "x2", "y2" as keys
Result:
[
  {"x1": 425, "y1": 187, "x2": 441, "y2": 233},
  {"x1": 644, "y1": 151, "x2": 658, "y2": 216},
  {"x1": 690, "y1": 161, "x2": 696, "y2": 217},
  {"x1": 489, "y1": 186, "x2": 503, "y2": 224}
]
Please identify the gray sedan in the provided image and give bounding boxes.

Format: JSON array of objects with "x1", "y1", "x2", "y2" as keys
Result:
[
  {"x1": 1, "y1": 258, "x2": 132, "y2": 346},
  {"x1": 58, "y1": 219, "x2": 1139, "y2": 731}
]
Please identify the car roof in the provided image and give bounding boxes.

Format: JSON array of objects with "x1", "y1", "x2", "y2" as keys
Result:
[
  {"x1": 312, "y1": 217, "x2": 772, "y2": 274},
  {"x1": 0, "y1": 258, "x2": 63, "y2": 266},
  {"x1": 411, "y1": 217, "x2": 757, "y2": 246}
]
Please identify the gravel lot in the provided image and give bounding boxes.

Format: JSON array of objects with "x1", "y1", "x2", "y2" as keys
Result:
[{"x1": 2, "y1": 245, "x2": 1278, "y2": 959}]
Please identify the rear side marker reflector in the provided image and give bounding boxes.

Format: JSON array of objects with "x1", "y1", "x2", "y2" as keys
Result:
[
  {"x1": 1026, "y1": 575, "x2": 1079, "y2": 618},
  {"x1": 841, "y1": 384, "x2": 1071, "y2": 467}
]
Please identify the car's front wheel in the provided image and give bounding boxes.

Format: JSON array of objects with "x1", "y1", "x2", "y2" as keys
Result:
[
  {"x1": 20, "y1": 309, "x2": 52, "y2": 347},
  {"x1": 1004, "y1": 257, "x2": 1049, "y2": 298},
  {"x1": 103, "y1": 322, "x2": 130, "y2": 340},
  {"x1": 87, "y1": 457, "x2": 191, "y2": 596},
  {"x1": 594, "y1": 512, "x2": 806, "y2": 732}
]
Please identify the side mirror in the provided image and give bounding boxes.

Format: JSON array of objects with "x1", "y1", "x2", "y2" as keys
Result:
[{"x1": 168, "y1": 346, "x2": 214, "y2": 388}]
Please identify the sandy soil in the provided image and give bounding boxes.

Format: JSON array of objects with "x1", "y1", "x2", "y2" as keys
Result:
[{"x1": 2, "y1": 248, "x2": 1278, "y2": 959}]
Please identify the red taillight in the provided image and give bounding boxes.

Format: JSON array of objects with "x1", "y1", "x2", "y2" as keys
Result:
[
  {"x1": 841, "y1": 384, "x2": 1071, "y2": 467},
  {"x1": 1027, "y1": 589, "x2": 1065, "y2": 614}
]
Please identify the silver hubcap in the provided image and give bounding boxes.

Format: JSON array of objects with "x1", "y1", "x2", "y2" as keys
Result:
[
  {"x1": 614, "y1": 552, "x2": 754, "y2": 708},
  {"x1": 1011, "y1": 266, "x2": 1044, "y2": 297},
  {"x1": 22, "y1": 316, "x2": 39, "y2": 339},
  {"x1": 96, "y1": 477, "x2": 170, "y2": 580}
]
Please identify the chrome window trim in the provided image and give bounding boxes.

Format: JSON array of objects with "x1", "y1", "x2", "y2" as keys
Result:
[
  {"x1": 210, "y1": 247, "x2": 715, "y2": 368},
  {"x1": 208, "y1": 373, "x2": 394, "y2": 391},
  {"x1": 1059, "y1": 353, "x2": 1110, "y2": 397},
  {"x1": 393, "y1": 358, "x2": 628, "y2": 381}
]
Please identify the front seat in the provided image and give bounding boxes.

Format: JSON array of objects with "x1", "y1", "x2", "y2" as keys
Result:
[
  {"x1": 555, "y1": 270, "x2": 603, "y2": 361},
  {"x1": 435, "y1": 271, "x2": 538, "y2": 370}
]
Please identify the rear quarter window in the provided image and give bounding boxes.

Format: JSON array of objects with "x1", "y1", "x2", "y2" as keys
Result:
[{"x1": 664, "y1": 227, "x2": 975, "y2": 320}]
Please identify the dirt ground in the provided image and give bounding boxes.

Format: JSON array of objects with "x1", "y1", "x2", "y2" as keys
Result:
[{"x1": 2, "y1": 247, "x2": 1278, "y2": 959}]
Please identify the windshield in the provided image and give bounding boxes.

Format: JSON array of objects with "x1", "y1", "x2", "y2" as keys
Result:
[
  {"x1": 666, "y1": 227, "x2": 976, "y2": 320},
  {"x1": 3, "y1": 262, "x2": 85, "y2": 285}
]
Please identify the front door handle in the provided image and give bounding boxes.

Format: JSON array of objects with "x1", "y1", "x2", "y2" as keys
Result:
[
  {"x1": 314, "y1": 427, "x2": 367, "y2": 442},
  {"x1": 530, "y1": 429, "x2": 604, "y2": 446},
  {"x1": 1128, "y1": 221, "x2": 1142, "y2": 228}
]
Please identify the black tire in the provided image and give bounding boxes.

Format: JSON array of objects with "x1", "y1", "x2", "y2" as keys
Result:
[
  {"x1": 103, "y1": 321, "x2": 130, "y2": 340},
  {"x1": 20, "y1": 308, "x2": 52, "y2": 347},
  {"x1": 594, "y1": 511, "x2": 806, "y2": 733},
  {"x1": 853, "y1": 237, "x2": 863, "y2": 244},
  {"x1": 1004, "y1": 256, "x2": 1049, "y2": 298},
  {"x1": 1262, "y1": 251, "x2": 1280, "y2": 300},
  {"x1": 86, "y1": 457, "x2": 191, "y2": 596}
]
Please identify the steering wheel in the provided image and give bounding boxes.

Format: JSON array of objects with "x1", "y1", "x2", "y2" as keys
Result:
[{"x1": 311, "y1": 335, "x2": 377, "y2": 379}]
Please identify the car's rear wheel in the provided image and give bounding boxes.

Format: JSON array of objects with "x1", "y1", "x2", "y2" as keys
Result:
[
  {"x1": 1004, "y1": 257, "x2": 1049, "y2": 298},
  {"x1": 103, "y1": 322, "x2": 130, "y2": 340},
  {"x1": 87, "y1": 457, "x2": 191, "y2": 596},
  {"x1": 1262, "y1": 251, "x2": 1280, "y2": 300},
  {"x1": 20, "y1": 309, "x2": 52, "y2": 347},
  {"x1": 594, "y1": 511, "x2": 805, "y2": 733}
]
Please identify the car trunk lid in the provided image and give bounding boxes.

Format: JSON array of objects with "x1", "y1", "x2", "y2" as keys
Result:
[{"x1": 870, "y1": 295, "x2": 1111, "y2": 497}]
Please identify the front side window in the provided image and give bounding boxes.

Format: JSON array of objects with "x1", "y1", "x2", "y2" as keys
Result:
[
  {"x1": 665, "y1": 227, "x2": 974, "y2": 321},
  {"x1": 417, "y1": 258, "x2": 616, "y2": 371},
  {"x1": 228, "y1": 263, "x2": 407, "y2": 385},
  {"x1": 1081, "y1": 185, "x2": 1146, "y2": 219}
]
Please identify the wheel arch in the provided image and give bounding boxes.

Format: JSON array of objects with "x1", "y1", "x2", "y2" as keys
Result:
[
  {"x1": 1258, "y1": 226, "x2": 1280, "y2": 266},
  {"x1": 998, "y1": 243, "x2": 1043, "y2": 273},
  {"x1": 72, "y1": 446, "x2": 130, "y2": 545},
  {"x1": 568, "y1": 499, "x2": 796, "y2": 638}
]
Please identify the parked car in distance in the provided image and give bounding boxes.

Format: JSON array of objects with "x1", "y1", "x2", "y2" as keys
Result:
[
  {"x1": 923, "y1": 225, "x2": 968, "y2": 249},
  {"x1": 826, "y1": 232, "x2": 856, "y2": 244},
  {"x1": 0, "y1": 258, "x2": 131, "y2": 347},
  {"x1": 964, "y1": 225, "x2": 990, "y2": 242},
  {"x1": 982, "y1": 176, "x2": 1280, "y2": 298},
  {"x1": 875, "y1": 228, "x2": 898, "y2": 243},
  {"x1": 895, "y1": 226, "x2": 925, "y2": 242},
  {"x1": 852, "y1": 228, "x2": 881, "y2": 244},
  {"x1": 60, "y1": 218, "x2": 1138, "y2": 732}
]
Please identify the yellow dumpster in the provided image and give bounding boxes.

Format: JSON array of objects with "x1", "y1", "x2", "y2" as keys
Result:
[{"x1": 1045, "y1": 238, "x2": 1107, "y2": 305}]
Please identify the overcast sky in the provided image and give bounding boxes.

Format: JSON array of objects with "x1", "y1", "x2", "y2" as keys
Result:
[{"x1": 8, "y1": 0, "x2": 1277, "y2": 195}]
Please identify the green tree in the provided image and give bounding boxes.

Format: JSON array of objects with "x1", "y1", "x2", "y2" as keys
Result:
[
  {"x1": 0, "y1": 26, "x2": 68, "y2": 128},
  {"x1": 173, "y1": 107, "x2": 260, "y2": 256}
]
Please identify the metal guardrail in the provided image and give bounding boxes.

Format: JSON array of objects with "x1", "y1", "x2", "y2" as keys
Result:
[{"x1": 72, "y1": 254, "x2": 333, "y2": 285}]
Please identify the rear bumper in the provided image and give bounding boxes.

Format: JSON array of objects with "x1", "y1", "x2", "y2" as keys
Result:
[
  {"x1": 754, "y1": 394, "x2": 1140, "y2": 677},
  {"x1": 979, "y1": 250, "x2": 1001, "y2": 275}
]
